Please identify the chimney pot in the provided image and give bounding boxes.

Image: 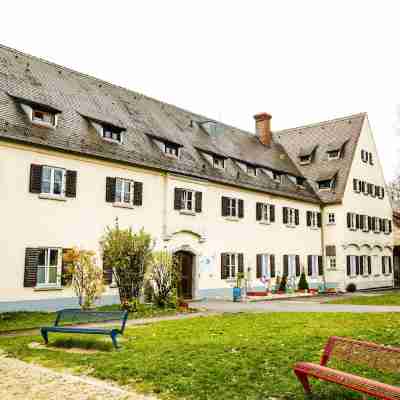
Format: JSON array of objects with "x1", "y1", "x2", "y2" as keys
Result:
[{"x1": 254, "y1": 112, "x2": 272, "y2": 146}]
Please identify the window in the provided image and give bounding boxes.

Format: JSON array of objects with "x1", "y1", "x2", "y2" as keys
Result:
[
  {"x1": 283, "y1": 207, "x2": 299, "y2": 227},
  {"x1": 353, "y1": 179, "x2": 360, "y2": 193},
  {"x1": 174, "y1": 188, "x2": 201, "y2": 213},
  {"x1": 360, "y1": 255, "x2": 370, "y2": 276},
  {"x1": 318, "y1": 179, "x2": 333, "y2": 190},
  {"x1": 327, "y1": 256, "x2": 336, "y2": 269},
  {"x1": 246, "y1": 164, "x2": 257, "y2": 176},
  {"x1": 115, "y1": 178, "x2": 133, "y2": 204},
  {"x1": 299, "y1": 155, "x2": 312, "y2": 165},
  {"x1": 256, "y1": 203, "x2": 275, "y2": 224},
  {"x1": 361, "y1": 150, "x2": 373, "y2": 165},
  {"x1": 307, "y1": 255, "x2": 319, "y2": 277},
  {"x1": 37, "y1": 248, "x2": 61, "y2": 286},
  {"x1": 102, "y1": 125, "x2": 123, "y2": 143},
  {"x1": 347, "y1": 212, "x2": 357, "y2": 230},
  {"x1": 256, "y1": 254, "x2": 276, "y2": 279},
  {"x1": 307, "y1": 211, "x2": 321, "y2": 228},
  {"x1": 272, "y1": 172, "x2": 282, "y2": 183},
  {"x1": 213, "y1": 156, "x2": 225, "y2": 169},
  {"x1": 373, "y1": 217, "x2": 380, "y2": 233},
  {"x1": 328, "y1": 213, "x2": 335, "y2": 225},
  {"x1": 382, "y1": 256, "x2": 392, "y2": 275},
  {"x1": 360, "y1": 215, "x2": 369, "y2": 232},
  {"x1": 41, "y1": 166, "x2": 65, "y2": 196},
  {"x1": 181, "y1": 189, "x2": 195, "y2": 211},
  {"x1": 165, "y1": 142, "x2": 180, "y2": 158},
  {"x1": 383, "y1": 219, "x2": 392, "y2": 235},
  {"x1": 221, "y1": 253, "x2": 243, "y2": 280},
  {"x1": 222, "y1": 196, "x2": 244, "y2": 218},
  {"x1": 296, "y1": 177, "x2": 305, "y2": 187},
  {"x1": 228, "y1": 198, "x2": 237, "y2": 217},
  {"x1": 327, "y1": 149, "x2": 341, "y2": 160},
  {"x1": 347, "y1": 255, "x2": 358, "y2": 277},
  {"x1": 32, "y1": 108, "x2": 57, "y2": 127},
  {"x1": 283, "y1": 255, "x2": 299, "y2": 278}
]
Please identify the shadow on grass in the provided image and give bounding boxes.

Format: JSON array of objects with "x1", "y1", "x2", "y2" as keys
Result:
[{"x1": 46, "y1": 337, "x2": 114, "y2": 352}]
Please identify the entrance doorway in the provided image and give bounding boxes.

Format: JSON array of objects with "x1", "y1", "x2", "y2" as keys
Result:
[{"x1": 175, "y1": 251, "x2": 194, "y2": 299}]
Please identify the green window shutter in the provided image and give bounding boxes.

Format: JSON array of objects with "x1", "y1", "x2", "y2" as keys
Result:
[
  {"x1": 295, "y1": 256, "x2": 301, "y2": 276},
  {"x1": 65, "y1": 170, "x2": 77, "y2": 198},
  {"x1": 237, "y1": 253, "x2": 244, "y2": 274},
  {"x1": 174, "y1": 188, "x2": 183, "y2": 210},
  {"x1": 195, "y1": 192, "x2": 202, "y2": 213},
  {"x1": 283, "y1": 207, "x2": 288, "y2": 224},
  {"x1": 318, "y1": 256, "x2": 323, "y2": 276},
  {"x1": 238, "y1": 199, "x2": 244, "y2": 218},
  {"x1": 106, "y1": 177, "x2": 116, "y2": 202},
  {"x1": 295, "y1": 209, "x2": 299, "y2": 225},
  {"x1": 24, "y1": 248, "x2": 40, "y2": 287},
  {"x1": 317, "y1": 213, "x2": 322, "y2": 227},
  {"x1": 306, "y1": 211, "x2": 311, "y2": 227},
  {"x1": 355, "y1": 256, "x2": 360, "y2": 275},
  {"x1": 307, "y1": 255, "x2": 312, "y2": 276},
  {"x1": 270, "y1": 255, "x2": 276, "y2": 278},
  {"x1": 270, "y1": 205, "x2": 275, "y2": 222},
  {"x1": 221, "y1": 253, "x2": 228, "y2": 279},
  {"x1": 256, "y1": 203, "x2": 262, "y2": 221},
  {"x1": 368, "y1": 256, "x2": 372, "y2": 275},
  {"x1": 346, "y1": 256, "x2": 351, "y2": 276},
  {"x1": 221, "y1": 196, "x2": 229, "y2": 216},
  {"x1": 256, "y1": 254, "x2": 262, "y2": 278},
  {"x1": 133, "y1": 182, "x2": 143, "y2": 206},
  {"x1": 283, "y1": 255, "x2": 288, "y2": 276},
  {"x1": 29, "y1": 164, "x2": 42, "y2": 193}
]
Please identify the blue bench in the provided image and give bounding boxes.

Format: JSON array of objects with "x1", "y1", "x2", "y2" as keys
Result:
[{"x1": 40, "y1": 308, "x2": 129, "y2": 349}]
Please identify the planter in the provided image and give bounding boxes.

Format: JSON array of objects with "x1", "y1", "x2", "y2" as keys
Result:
[
  {"x1": 247, "y1": 291, "x2": 268, "y2": 297},
  {"x1": 233, "y1": 287, "x2": 242, "y2": 302}
]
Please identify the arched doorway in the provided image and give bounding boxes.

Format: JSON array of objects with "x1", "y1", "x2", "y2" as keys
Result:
[{"x1": 175, "y1": 251, "x2": 194, "y2": 299}]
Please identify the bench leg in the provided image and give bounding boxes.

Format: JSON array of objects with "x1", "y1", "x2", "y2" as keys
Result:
[
  {"x1": 110, "y1": 332, "x2": 119, "y2": 349},
  {"x1": 294, "y1": 370, "x2": 311, "y2": 395},
  {"x1": 40, "y1": 328, "x2": 49, "y2": 345}
]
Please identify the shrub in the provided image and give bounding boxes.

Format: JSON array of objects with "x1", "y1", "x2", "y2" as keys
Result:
[
  {"x1": 298, "y1": 271, "x2": 309, "y2": 291},
  {"x1": 346, "y1": 283, "x2": 357, "y2": 293},
  {"x1": 150, "y1": 251, "x2": 181, "y2": 308},
  {"x1": 279, "y1": 275, "x2": 287, "y2": 292},
  {"x1": 63, "y1": 248, "x2": 105, "y2": 309},
  {"x1": 101, "y1": 225, "x2": 153, "y2": 310}
]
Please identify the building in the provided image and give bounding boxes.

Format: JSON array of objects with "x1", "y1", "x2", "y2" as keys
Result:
[{"x1": 0, "y1": 44, "x2": 394, "y2": 311}]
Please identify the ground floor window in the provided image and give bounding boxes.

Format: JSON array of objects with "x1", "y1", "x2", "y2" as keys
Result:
[
  {"x1": 221, "y1": 253, "x2": 244, "y2": 280},
  {"x1": 256, "y1": 254, "x2": 276, "y2": 279},
  {"x1": 327, "y1": 256, "x2": 336, "y2": 269},
  {"x1": 382, "y1": 256, "x2": 393, "y2": 275},
  {"x1": 37, "y1": 248, "x2": 61, "y2": 286},
  {"x1": 347, "y1": 255, "x2": 358, "y2": 277}
]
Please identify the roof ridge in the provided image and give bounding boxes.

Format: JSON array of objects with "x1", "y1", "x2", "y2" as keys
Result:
[{"x1": 274, "y1": 112, "x2": 367, "y2": 135}]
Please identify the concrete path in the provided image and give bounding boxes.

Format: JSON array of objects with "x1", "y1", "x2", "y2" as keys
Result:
[{"x1": 198, "y1": 299, "x2": 400, "y2": 313}]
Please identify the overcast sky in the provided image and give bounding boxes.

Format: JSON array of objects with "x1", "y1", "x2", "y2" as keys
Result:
[{"x1": 2, "y1": 1, "x2": 399, "y2": 180}]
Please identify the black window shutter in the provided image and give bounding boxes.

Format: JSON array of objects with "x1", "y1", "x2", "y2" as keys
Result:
[
  {"x1": 238, "y1": 254, "x2": 244, "y2": 274},
  {"x1": 361, "y1": 149, "x2": 365, "y2": 161},
  {"x1": 382, "y1": 256, "x2": 385, "y2": 274},
  {"x1": 61, "y1": 248, "x2": 73, "y2": 286},
  {"x1": 270, "y1": 255, "x2": 276, "y2": 278},
  {"x1": 368, "y1": 216, "x2": 372, "y2": 231},
  {"x1": 369, "y1": 152, "x2": 373, "y2": 165},
  {"x1": 295, "y1": 255, "x2": 300, "y2": 276},
  {"x1": 221, "y1": 196, "x2": 229, "y2": 216},
  {"x1": 317, "y1": 213, "x2": 322, "y2": 228},
  {"x1": 360, "y1": 256, "x2": 364, "y2": 275},
  {"x1": 355, "y1": 256, "x2": 360, "y2": 275},
  {"x1": 295, "y1": 209, "x2": 299, "y2": 225},
  {"x1": 375, "y1": 185, "x2": 379, "y2": 197},
  {"x1": 256, "y1": 254, "x2": 262, "y2": 278},
  {"x1": 174, "y1": 188, "x2": 183, "y2": 210},
  {"x1": 368, "y1": 256, "x2": 372, "y2": 275},
  {"x1": 133, "y1": 182, "x2": 143, "y2": 206},
  {"x1": 347, "y1": 213, "x2": 351, "y2": 229},
  {"x1": 389, "y1": 257, "x2": 393, "y2": 274},
  {"x1": 270, "y1": 205, "x2": 275, "y2": 222},
  {"x1": 353, "y1": 179, "x2": 358, "y2": 192},
  {"x1": 283, "y1": 207, "x2": 288, "y2": 224},
  {"x1": 307, "y1": 255, "x2": 312, "y2": 276},
  {"x1": 389, "y1": 220, "x2": 392, "y2": 234},
  {"x1": 256, "y1": 203, "x2": 262, "y2": 221},
  {"x1": 379, "y1": 218, "x2": 384, "y2": 232},
  {"x1": 318, "y1": 256, "x2": 323, "y2": 276},
  {"x1": 195, "y1": 191, "x2": 202, "y2": 213},
  {"x1": 24, "y1": 248, "x2": 40, "y2": 287},
  {"x1": 346, "y1": 256, "x2": 351, "y2": 276},
  {"x1": 356, "y1": 214, "x2": 360, "y2": 230},
  {"x1": 372, "y1": 217, "x2": 376, "y2": 231},
  {"x1": 238, "y1": 199, "x2": 244, "y2": 218},
  {"x1": 221, "y1": 253, "x2": 228, "y2": 279},
  {"x1": 283, "y1": 255, "x2": 288, "y2": 276},
  {"x1": 29, "y1": 164, "x2": 42, "y2": 193},
  {"x1": 382, "y1": 187, "x2": 385, "y2": 199},
  {"x1": 106, "y1": 177, "x2": 116, "y2": 202},
  {"x1": 360, "y1": 215, "x2": 364, "y2": 231},
  {"x1": 65, "y1": 170, "x2": 77, "y2": 198},
  {"x1": 306, "y1": 211, "x2": 311, "y2": 227}
]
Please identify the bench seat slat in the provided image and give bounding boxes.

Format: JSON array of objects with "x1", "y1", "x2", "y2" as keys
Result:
[
  {"x1": 295, "y1": 362, "x2": 400, "y2": 399},
  {"x1": 42, "y1": 327, "x2": 120, "y2": 335}
]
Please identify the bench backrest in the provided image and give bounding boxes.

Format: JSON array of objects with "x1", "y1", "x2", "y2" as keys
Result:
[
  {"x1": 321, "y1": 336, "x2": 400, "y2": 374},
  {"x1": 54, "y1": 309, "x2": 129, "y2": 333}
]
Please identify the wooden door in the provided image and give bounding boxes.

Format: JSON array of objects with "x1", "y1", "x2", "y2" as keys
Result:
[{"x1": 175, "y1": 251, "x2": 193, "y2": 299}]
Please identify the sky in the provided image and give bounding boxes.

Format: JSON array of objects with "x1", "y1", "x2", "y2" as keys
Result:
[{"x1": 1, "y1": 1, "x2": 399, "y2": 180}]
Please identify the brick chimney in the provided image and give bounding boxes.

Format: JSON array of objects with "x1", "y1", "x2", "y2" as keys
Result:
[{"x1": 254, "y1": 112, "x2": 272, "y2": 146}]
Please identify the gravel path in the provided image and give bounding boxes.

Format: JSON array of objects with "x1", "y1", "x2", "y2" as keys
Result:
[{"x1": 0, "y1": 352, "x2": 155, "y2": 400}]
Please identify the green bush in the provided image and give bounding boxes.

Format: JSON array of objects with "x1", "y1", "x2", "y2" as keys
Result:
[
  {"x1": 297, "y1": 271, "x2": 309, "y2": 291},
  {"x1": 279, "y1": 275, "x2": 287, "y2": 292}
]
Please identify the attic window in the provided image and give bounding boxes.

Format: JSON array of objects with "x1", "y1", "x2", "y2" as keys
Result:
[
  {"x1": 327, "y1": 149, "x2": 341, "y2": 160},
  {"x1": 273, "y1": 172, "x2": 282, "y2": 183},
  {"x1": 246, "y1": 165, "x2": 257, "y2": 176},
  {"x1": 318, "y1": 179, "x2": 335, "y2": 191},
  {"x1": 102, "y1": 125, "x2": 124, "y2": 144},
  {"x1": 213, "y1": 155, "x2": 225, "y2": 169},
  {"x1": 22, "y1": 104, "x2": 59, "y2": 129},
  {"x1": 296, "y1": 177, "x2": 305, "y2": 187},
  {"x1": 299, "y1": 155, "x2": 312, "y2": 165},
  {"x1": 165, "y1": 142, "x2": 180, "y2": 158}
]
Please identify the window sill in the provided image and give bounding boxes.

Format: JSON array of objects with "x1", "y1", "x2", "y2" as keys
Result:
[
  {"x1": 34, "y1": 286, "x2": 62, "y2": 292},
  {"x1": 285, "y1": 224, "x2": 296, "y2": 229},
  {"x1": 164, "y1": 153, "x2": 179, "y2": 160},
  {"x1": 180, "y1": 210, "x2": 196, "y2": 216},
  {"x1": 309, "y1": 226, "x2": 320, "y2": 230},
  {"x1": 327, "y1": 222, "x2": 336, "y2": 226},
  {"x1": 113, "y1": 202, "x2": 134, "y2": 209},
  {"x1": 39, "y1": 193, "x2": 67, "y2": 202},
  {"x1": 225, "y1": 216, "x2": 240, "y2": 222},
  {"x1": 32, "y1": 120, "x2": 56, "y2": 130},
  {"x1": 384, "y1": 273, "x2": 392, "y2": 277},
  {"x1": 259, "y1": 220, "x2": 271, "y2": 225},
  {"x1": 102, "y1": 137, "x2": 122, "y2": 145}
]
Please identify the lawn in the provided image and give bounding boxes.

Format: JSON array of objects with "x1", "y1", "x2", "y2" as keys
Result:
[
  {"x1": 0, "y1": 304, "x2": 177, "y2": 333},
  {"x1": 0, "y1": 313, "x2": 400, "y2": 399},
  {"x1": 329, "y1": 292, "x2": 400, "y2": 306}
]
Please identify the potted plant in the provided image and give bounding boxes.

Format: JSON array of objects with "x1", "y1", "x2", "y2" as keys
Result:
[
  {"x1": 278, "y1": 275, "x2": 287, "y2": 294},
  {"x1": 297, "y1": 271, "x2": 309, "y2": 293},
  {"x1": 233, "y1": 273, "x2": 244, "y2": 302}
]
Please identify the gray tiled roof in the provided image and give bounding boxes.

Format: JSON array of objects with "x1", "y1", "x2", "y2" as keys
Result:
[{"x1": 0, "y1": 44, "x2": 364, "y2": 204}]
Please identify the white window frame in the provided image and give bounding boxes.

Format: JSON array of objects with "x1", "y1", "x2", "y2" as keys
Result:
[
  {"x1": 115, "y1": 178, "x2": 134, "y2": 205},
  {"x1": 287, "y1": 255, "x2": 296, "y2": 277},
  {"x1": 37, "y1": 247, "x2": 61, "y2": 288},
  {"x1": 318, "y1": 179, "x2": 333, "y2": 191},
  {"x1": 41, "y1": 166, "x2": 66, "y2": 197},
  {"x1": 361, "y1": 255, "x2": 369, "y2": 276},
  {"x1": 327, "y1": 213, "x2": 335, "y2": 225},
  {"x1": 102, "y1": 125, "x2": 123, "y2": 144},
  {"x1": 164, "y1": 142, "x2": 180, "y2": 158},
  {"x1": 383, "y1": 220, "x2": 390, "y2": 234},
  {"x1": 310, "y1": 255, "x2": 318, "y2": 278},
  {"x1": 349, "y1": 255, "x2": 357, "y2": 277},
  {"x1": 260, "y1": 203, "x2": 271, "y2": 224},
  {"x1": 373, "y1": 217, "x2": 380, "y2": 233},
  {"x1": 327, "y1": 149, "x2": 341, "y2": 160},
  {"x1": 227, "y1": 198, "x2": 238, "y2": 218},
  {"x1": 213, "y1": 156, "x2": 225, "y2": 169},
  {"x1": 309, "y1": 211, "x2": 318, "y2": 228},
  {"x1": 225, "y1": 253, "x2": 239, "y2": 280},
  {"x1": 382, "y1": 256, "x2": 391, "y2": 275},
  {"x1": 181, "y1": 189, "x2": 195, "y2": 212},
  {"x1": 373, "y1": 255, "x2": 380, "y2": 276},
  {"x1": 361, "y1": 215, "x2": 369, "y2": 232},
  {"x1": 259, "y1": 254, "x2": 271, "y2": 279},
  {"x1": 327, "y1": 256, "x2": 336, "y2": 269}
]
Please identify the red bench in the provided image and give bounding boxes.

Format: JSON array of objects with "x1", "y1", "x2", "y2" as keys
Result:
[{"x1": 294, "y1": 336, "x2": 400, "y2": 399}]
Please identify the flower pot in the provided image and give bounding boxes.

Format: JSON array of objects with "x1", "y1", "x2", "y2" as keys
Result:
[{"x1": 233, "y1": 287, "x2": 241, "y2": 302}]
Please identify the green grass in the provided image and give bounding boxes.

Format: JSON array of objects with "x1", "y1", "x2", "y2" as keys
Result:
[
  {"x1": 0, "y1": 304, "x2": 177, "y2": 333},
  {"x1": 329, "y1": 292, "x2": 400, "y2": 306},
  {"x1": 1, "y1": 313, "x2": 400, "y2": 399}
]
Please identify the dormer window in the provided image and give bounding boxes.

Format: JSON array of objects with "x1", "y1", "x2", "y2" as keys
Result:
[
  {"x1": 299, "y1": 155, "x2": 312, "y2": 165},
  {"x1": 246, "y1": 165, "x2": 257, "y2": 176},
  {"x1": 165, "y1": 142, "x2": 180, "y2": 158},
  {"x1": 20, "y1": 103, "x2": 60, "y2": 129},
  {"x1": 327, "y1": 149, "x2": 341, "y2": 160},
  {"x1": 318, "y1": 179, "x2": 333, "y2": 190},
  {"x1": 213, "y1": 155, "x2": 225, "y2": 169},
  {"x1": 102, "y1": 125, "x2": 123, "y2": 143},
  {"x1": 296, "y1": 177, "x2": 305, "y2": 187},
  {"x1": 298, "y1": 145, "x2": 316, "y2": 165},
  {"x1": 273, "y1": 172, "x2": 282, "y2": 183}
]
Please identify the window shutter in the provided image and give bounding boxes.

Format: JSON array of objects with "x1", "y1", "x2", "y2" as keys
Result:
[
  {"x1": 381, "y1": 188, "x2": 385, "y2": 199},
  {"x1": 375, "y1": 185, "x2": 379, "y2": 197},
  {"x1": 379, "y1": 218, "x2": 384, "y2": 232},
  {"x1": 256, "y1": 254, "x2": 262, "y2": 278},
  {"x1": 195, "y1": 191, "x2": 202, "y2": 213},
  {"x1": 307, "y1": 255, "x2": 312, "y2": 276},
  {"x1": 318, "y1": 256, "x2": 323, "y2": 276},
  {"x1": 65, "y1": 170, "x2": 77, "y2": 198},
  {"x1": 360, "y1": 256, "x2": 364, "y2": 275},
  {"x1": 368, "y1": 216, "x2": 372, "y2": 231},
  {"x1": 317, "y1": 213, "x2": 322, "y2": 228},
  {"x1": 283, "y1": 255, "x2": 288, "y2": 276},
  {"x1": 295, "y1": 255, "x2": 300, "y2": 276},
  {"x1": 29, "y1": 164, "x2": 42, "y2": 193},
  {"x1": 106, "y1": 177, "x2": 116, "y2": 202},
  {"x1": 355, "y1": 214, "x2": 360, "y2": 230},
  {"x1": 270, "y1": 205, "x2": 275, "y2": 222},
  {"x1": 256, "y1": 203, "x2": 262, "y2": 221},
  {"x1": 306, "y1": 211, "x2": 311, "y2": 227},
  {"x1": 368, "y1": 256, "x2": 372, "y2": 275},
  {"x1": 221, "y1": 196, "x2": 229, "y2": 216},
  {"x1": 382, "y1": 256, "x2": 385, "y2": 274},
  {"x1": 133, "y1": 182, "x2": 143, "y2": 206},
  {"x1": 221, "y1": 253, "x2": 228, "y2": 279},
  {"x1": 389, "y1": 220, "x2": 392, "y2": 234},
  {"x1": 353, "y1": 179, "x2": 358, "y2": 192},
  {"x1": 295, "y1": 209, "x2": 299, "y2": 225},
  {"x1": 238, "y1": 253, "x2": 244, "y2": 274},
  {"x1": 326, "y1": 245, "x2": 336, "y2": 257},
  {"x1": 360, "y1": 215, "x2": 364, "y2": 231},
  {"x1": 283, "y1": 207, "x2": 288, "y2": 224},
  {"x1": 174, "y1": 188, "x2": 183, "y2": 210},
  {"x1": 355, "y1": 256, "x2": 360, "y2": 275},
  {"x1": 369, "y1": 152, "x2": 373, "y2": 165},
  {"x1": 389, "y1": 257, "x2": 393, "y2": 274},
  {"x1": 347, "y1": 213, "x2": 351, "y2": 229},
  {"x1": 346, "y1": 256, "x2": 351, "y2": 276},
  {"x1": 361, "y1": 149, "x2": 365, "y2": 162},
  {"x1": 270, "y1": 255, "x2": 276, "y2": 278},
  {"x1": 238, "y1": 199, "x2": 244, "y2": 218},
  {"x1": 61, "y1": 248, "x2": 73, "y2": 286},
  {"x1": 372, "y1": 217, "x2": 376, "y2": 231},
  {"x1": 24, "y1": 248, "x2": 40, "y2": 287}
]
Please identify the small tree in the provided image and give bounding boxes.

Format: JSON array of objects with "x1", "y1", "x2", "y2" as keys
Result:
[
  {"x1": 279, "y1": 275, "x2": 287, "y2": 292},
  {"x1": 101, "y1": 224, "x2": 153, "y2": 310},
  {"x1": 298, "y1": 270, "x2": 309, "y2": 291},
  {"x1": 150, "y1": 251, "x2": 180, "y2": 308},
  {"x1": 63, "y1": 248, "x2": 105, "y2": 309}
]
